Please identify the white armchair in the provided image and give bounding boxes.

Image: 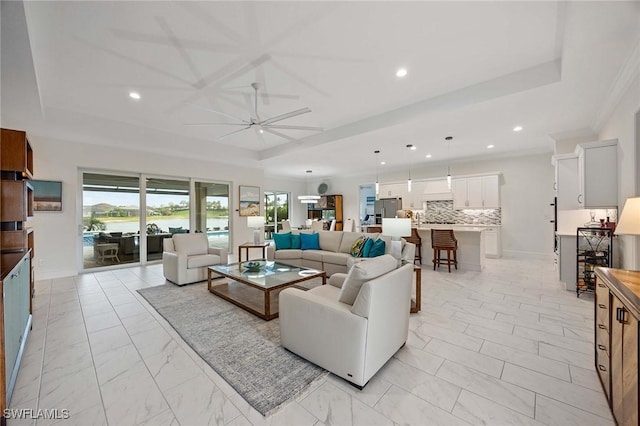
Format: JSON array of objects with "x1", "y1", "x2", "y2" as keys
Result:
[
  {"x1": 279, "y1": 254, "x2": 413, "y2": 388},
  {"x1": 162, "y1": 233, "x2": 228, "y2": 286}
]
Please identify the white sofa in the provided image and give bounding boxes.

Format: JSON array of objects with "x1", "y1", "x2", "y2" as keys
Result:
[
  {"x1": 279, "y1": 254, "x2": 414, "y2": 388},
  {"x1": 266, "y1": 230, "x2": 415, "y2": 276},
  {"x1": 162, "y1": 233, "x2": 228, "y2": 286}
]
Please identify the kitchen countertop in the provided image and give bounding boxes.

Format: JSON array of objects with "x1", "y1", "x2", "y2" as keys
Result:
[{"x1": 417, "y1": 226, "x2": 489, "y2": 233}]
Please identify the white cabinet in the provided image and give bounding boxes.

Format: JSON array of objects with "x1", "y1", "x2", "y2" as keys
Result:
[
  {"x1": 578, "y1": 141, "x2": 618, "y2": 208},
  {"x1": 453, "y1": 175, "x2": 500, "y2": 209},
  {"x1": 422, "y1": 179, "x2": 453, "y2": 201},
  {"x1": 484, "y1": 227, "x2": 501, "y2": 258},
  {"x1": 554, "y1": 154, "x2": 581, "y2": 210},
  {"x1": 553, "y1": 140, "x2": 618, "y2": 210}
]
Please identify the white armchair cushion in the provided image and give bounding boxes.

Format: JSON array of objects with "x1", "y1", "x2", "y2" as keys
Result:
[
  {"x1": 187, "y1": 254, "x2": 221, "y2": 269},
  {"x1": 172, "y1": 233, "x2": 208, "y2": 256},
  {"x1": 338, "y1": 254, "x2": 397, "y2": 305}
]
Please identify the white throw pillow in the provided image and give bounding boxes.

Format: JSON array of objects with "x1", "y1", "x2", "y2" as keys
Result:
[{"x1": 338, "y1": 254, "x2": 397, "y2": 305}]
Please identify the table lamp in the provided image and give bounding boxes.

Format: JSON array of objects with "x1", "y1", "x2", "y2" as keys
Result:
[
  {"x1": 615, "y1": 197, "x2": 640, "y2": 269},
  {"x1": 382, "y1": 218, "x2": 411, "y2": 263},
  {"x1": 247, "y1": 216, "x2": 265, "y2": 244}
]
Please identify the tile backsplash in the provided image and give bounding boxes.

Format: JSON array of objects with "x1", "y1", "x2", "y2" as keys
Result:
[{"x1": 422, "y1": 200, "x2": 501, "y2": 225}]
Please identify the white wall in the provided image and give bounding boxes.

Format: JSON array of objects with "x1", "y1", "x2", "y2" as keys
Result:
[
  {"x1": 598, "y1": 73, "x2": 640, "y2": 269},
  {"x1": 31, "y1": 136, "x2": 264, "y2": 279},
  {"x1": 326, "y1": 153, "x2": 555, "y2": 258}
]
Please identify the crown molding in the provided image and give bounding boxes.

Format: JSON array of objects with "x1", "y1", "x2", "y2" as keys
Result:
[{"x1": 592, "y1": 36, "x2": 640, "y2": 132}]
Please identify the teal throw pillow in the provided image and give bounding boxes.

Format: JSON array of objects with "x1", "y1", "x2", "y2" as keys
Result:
[
  {"x1": 350, "y1": 236, "x2": 368, "y2": 257},
  {"x1": 290, "y1": 233, "x2": 301, "y2": 249},
  {"x1": 361, "y1": 237, "x2": 374, "y2": 258},
  {"x1": 300, "y1": 232, "x2": 320, "y2": 250},
  {"x1": 368, "y1": 238, "x2": 386, "y2": 257},
  {"x1": 273, "y1": 232, "x2": 292, "y2": 250}
]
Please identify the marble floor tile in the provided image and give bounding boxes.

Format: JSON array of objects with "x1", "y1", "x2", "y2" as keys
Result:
[
  {"x1": 39, "y1": 403, "x2": 107, "y2": 426},
  {"x1": 416, "y1": 323, "x2": 483, "y2": 351},
  {"x1": 325, "y1": 373, "x2": 392, "y2": 408},
  {"x1": 80, "y1": 300, "x2": 115, "y2": 317},
  {"x1": 513, "y1": 326, "x2": 592, "y2": 354},
  {"x1": 441, "y1": 302, "x2": 497, "y2": 320},
  {"x1": 494, "y1": 312, "x2": 565, "y2": 336},
  {"x1": 425, "y1": 339, "x2": 504, "y2": 378},
  {"x1": 569, "y1": 364, "x2": 604, "y2": 392},
  {"x1": 100, "y1": 363, "x2": 169, "y2": 425},
  {"x1": 436, "y1": 360, "x2": 535, "y2": 418},
  {"x1": 87, "y1": 325, "x2": 132, "y2": 355},
  {"x1": 143, "y1": 340, "x2": 202, "y2": 391},
  {"x1": 377, "y1": 358, "x2": 461, "y2": 412},
  {"x1": 300, "y1": 381, "x2": 394, "y2": 426},
  {"x1": 119, "y1": 311, "x2": 163, "y2": 336},
  {"x1": 465, "y1": 324, "x2": 539, "y2": 354},
  {"x1": 539, "y1": 342, "x2": 594, "y2": 369},
  {"x1": 535, "y1": 394, "x2": 615, "y2": 426},
  {"x1": 39, "y1": 365, "x2": 103, "y2": 419},
  {"x1": 83, "y1": 310, "x2": 121, "y2": 333},
  {"x1": 393, "y1": 344, "x2": 446, "y2": 376},
  {"x1": 92, "y1": 343, "x2": 145, "y2": 385},
  {"x1": 501, "y1": 363, "x2": 610, "y2": 418},
  {"x1": 452, "y1": 311, "x2": 514, "y2": 334},
  {"x1": 480, "y1": 341, "x2": 570, "y2": 381},
  {"x1": 452, "y1": 390, "x2": 544, "y2": 426},
  {"x1": 129, "y1": 325, "x2": 174, "y2": 359},
  {"x1": 374, "y1": 385, "x2": 470, "y2": 426},
  {"x1": 163, "y1": 374, "x2": 241, "y2": 425}
]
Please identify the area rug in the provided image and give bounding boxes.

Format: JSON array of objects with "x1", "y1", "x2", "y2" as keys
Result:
[{"x1": 137, "y1": 282, "x2": 327, "y2": 416}]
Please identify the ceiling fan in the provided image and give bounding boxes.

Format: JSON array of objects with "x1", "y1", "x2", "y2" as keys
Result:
[{"x1": 184, "y1": 82, "x2": 323, "y2": 143}]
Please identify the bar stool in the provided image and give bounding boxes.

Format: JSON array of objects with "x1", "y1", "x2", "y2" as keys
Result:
[
  {"x1": 404, "y1": 228, "x2": 422, "y2": 265},
  {"x1": 431, "y1": 229, "x2": 458, "y2": 272}
]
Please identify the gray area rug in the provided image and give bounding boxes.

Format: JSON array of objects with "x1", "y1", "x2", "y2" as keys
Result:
[{"x1": 137, "y1": 282, "x2": 327, "y2": 416}]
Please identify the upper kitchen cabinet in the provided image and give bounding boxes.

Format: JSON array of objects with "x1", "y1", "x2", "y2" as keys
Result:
[
  {"x1": 453, "y1": 174, "x2": 500, "y2": 209},
  {"x1": 553, "y1": 140, "x2": 618, "y2": 210},
  {"x1": 578, "y1": 140, "x2": 618, "y2": 208},
  {"x1": 1, "y1": 128, "x2": 33, "y2": 179}
]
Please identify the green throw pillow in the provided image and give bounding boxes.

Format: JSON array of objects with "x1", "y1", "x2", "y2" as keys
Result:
[
  {"x1": 300, "y1": 232, "x2": 320, "y2": 250},
  {"x1": 350, "y1": 236, "x2": 368, "y2": 257},
  {"x1": 368, "y1": 238, "x2": 386, "y2": 257},
  {"x1": 273, "y1": 232, "x2": 292, "y2": 250},
  {"x1": 290, "y1": 233, "x2": 301, "y2": 249}
]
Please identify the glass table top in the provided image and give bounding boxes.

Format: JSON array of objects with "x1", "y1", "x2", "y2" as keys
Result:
[{"x1": 210, "y1": 260, "x2": 323, "y2": 289}]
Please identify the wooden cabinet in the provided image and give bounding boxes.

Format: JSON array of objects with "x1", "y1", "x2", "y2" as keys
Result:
[
  {"x1": 453, "y1": 175, "x2": 499, "y2": 209},
  {"x1": 0, "y1": 128, "x2": 33, "y2": 179},
  {"x1": 594, "y1": 268, "x2": 640, "y2": 425},
  {"x1": 553, "y1": 140, "x2": 618, "y2": 210},
  {"x1": 308, "y1": 195, "x2": 343, "y2": 230}
]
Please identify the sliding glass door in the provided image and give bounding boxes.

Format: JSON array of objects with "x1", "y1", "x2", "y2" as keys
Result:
[
  {"x1": 264, "y1": 191, "x2": 289, "y2": 239},
  {"x1": 82, "y1": 172, "x2": 231, "y2": 270}
]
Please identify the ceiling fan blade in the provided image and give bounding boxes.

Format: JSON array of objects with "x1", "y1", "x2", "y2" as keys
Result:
[
  {"x1": 261, "y1": 108, "x2": 311, "y2": 126},
  {"x1": 184, "y1": 123, "x2": 249, "y2": 126},
  {"x1": 253, "y1": 127, "x2": 265, "y2": 144},
  {"x1": 218, "y1": 126, "x2": 251, "y2": 140},
  {"x1": 262, "y1": 128, "x2": 300, "y2": 143},
  {"x1": 263, "y1": 124, "x2": 324, "y2": 131},
  {"x1": 185, "y1": 103, "x2": 249, "y2": 123},
  {"x1": 220, "y1": 89, "x2": 300, "y2": 101}
]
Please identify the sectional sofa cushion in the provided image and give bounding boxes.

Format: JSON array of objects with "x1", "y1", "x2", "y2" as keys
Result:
[
  {"x1": 322, "y1": 252, "x2": 350, "y2": 266},
  {"x1": 273, "y1": 232, "x2": 292, "y2": 250},
  {"x1": 338, "y1": 232, "x2": 363, "y2": 253},
  {"x1": 338, "y1": 254, "x2": 398, "y2": 305},
  {"x1": 300, "y1": 232, "x2": 320, "y2": 250},
  {"x1": 318, "y1": 230, "x2": 343, "y2": 252},
  {"x1": 361, "y1": 237, "x2": 374, "y2": 257},
  {"x1": 302, "y1": 250, "x2": 323, "y2": 262},
  {"x1": 274, "y1": 249, "x2": 302, "y2": 260}
]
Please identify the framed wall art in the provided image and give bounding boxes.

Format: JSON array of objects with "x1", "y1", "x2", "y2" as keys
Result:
[
  {"x1": 31, "y1": 180, "x2": 63, "y2": 212},
  {"x1": 239, "y1": 185, "x2": 260, "y2": 216}
]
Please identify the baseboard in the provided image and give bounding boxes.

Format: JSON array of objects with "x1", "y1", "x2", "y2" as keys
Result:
[
  {"x1": 502, "y1": 250, "x2": 555, "y2": 261},
  {"x1": 36, "y1": 269, "x2": 77, "y2": 281}
]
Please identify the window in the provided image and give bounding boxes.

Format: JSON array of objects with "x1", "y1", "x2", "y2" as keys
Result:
[{"x1": 264, "y1": 191, "x2": 289, "y2": 238}]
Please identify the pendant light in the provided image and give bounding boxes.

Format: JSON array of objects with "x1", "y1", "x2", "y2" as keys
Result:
[
  {"x1": 374, "y1": 150, "x2": 380, "y2": 200},
  {"x1": 406, "y1": 144, "x2": 413, "y2": 192},
  {"x1": 445, "y1": 136, "x2": 452, "y2": 189},
  {"x1": 298, "y1": 170, "x2": 321, "y2": 204}
]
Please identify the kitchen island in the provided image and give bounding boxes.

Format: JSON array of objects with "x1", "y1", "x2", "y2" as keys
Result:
[{"x1": 416, "y1": 226, "x2": 486, "y2": 271}]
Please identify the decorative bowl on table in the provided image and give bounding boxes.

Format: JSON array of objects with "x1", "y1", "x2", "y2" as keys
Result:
[{"x1": 241, "y1": 261, "x2": 264, "y2": 272}]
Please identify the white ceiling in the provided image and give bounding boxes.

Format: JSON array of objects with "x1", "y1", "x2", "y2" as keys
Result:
[{"x1": 2, "y1": 1, "x2": 639, "y2": 180}]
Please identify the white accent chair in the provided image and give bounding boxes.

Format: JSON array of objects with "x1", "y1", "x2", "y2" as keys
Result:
[
  {"x1": 310, "y1": 220, "x2": 324, "y2": 232},
  {"x1": 343, "y1": 218, "x2": 354, "y2": 232},
  {"x1": 329, "y1": 219, "x2": 336, "y2": 231},
  {"x1": 162, "y1": 233, "x2": 228, "y2": 286},
  {"x1": 279, "y1": 255, "x2": 413, "y2": 388},
  {"x1": 281, "y1": 220, "x2": 292, "y2": 233}
]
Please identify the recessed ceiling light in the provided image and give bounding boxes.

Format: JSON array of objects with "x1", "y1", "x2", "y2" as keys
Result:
[
  {"x1": 487, "y1": 144, "x2": 495, "y2": 149},
  {"x1": 426, "y1": 154, "x2": 432, "y2": 158},
  {"x1": 513, "y1": 125, "x2": 523, "y2": 132},
  {"x1": 380, "y1": 161, "x2": 386, "y2": 165},
  {"x1": 406, "y1": 144, "x2": 416, "y2": 150},
  {"x1": 259, "y1": 129, "x2": 264, "y2": 134},
  {"x1": 396, "y1": 68, "x2": 408, "y2": 78},
  {"x1": 129, "y1": 92, "x2": 141, "y2": 100}
]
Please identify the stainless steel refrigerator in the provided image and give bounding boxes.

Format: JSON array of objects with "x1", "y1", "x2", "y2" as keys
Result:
[{"x1": 374, "y1": 198, "x2": 402, "y2": 224}]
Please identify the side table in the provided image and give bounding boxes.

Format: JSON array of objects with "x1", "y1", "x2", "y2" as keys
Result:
[
  {"x1": 411, "y1": 266, "x2": 421, "y2": 313},
  {"x1": 238, "y1": 242, "x2": 270, "y2": 262}
]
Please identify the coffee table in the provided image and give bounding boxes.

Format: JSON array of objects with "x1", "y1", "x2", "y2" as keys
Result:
[{"x1": 207, "y1": 260, "x2": 326, "y2": 320}]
